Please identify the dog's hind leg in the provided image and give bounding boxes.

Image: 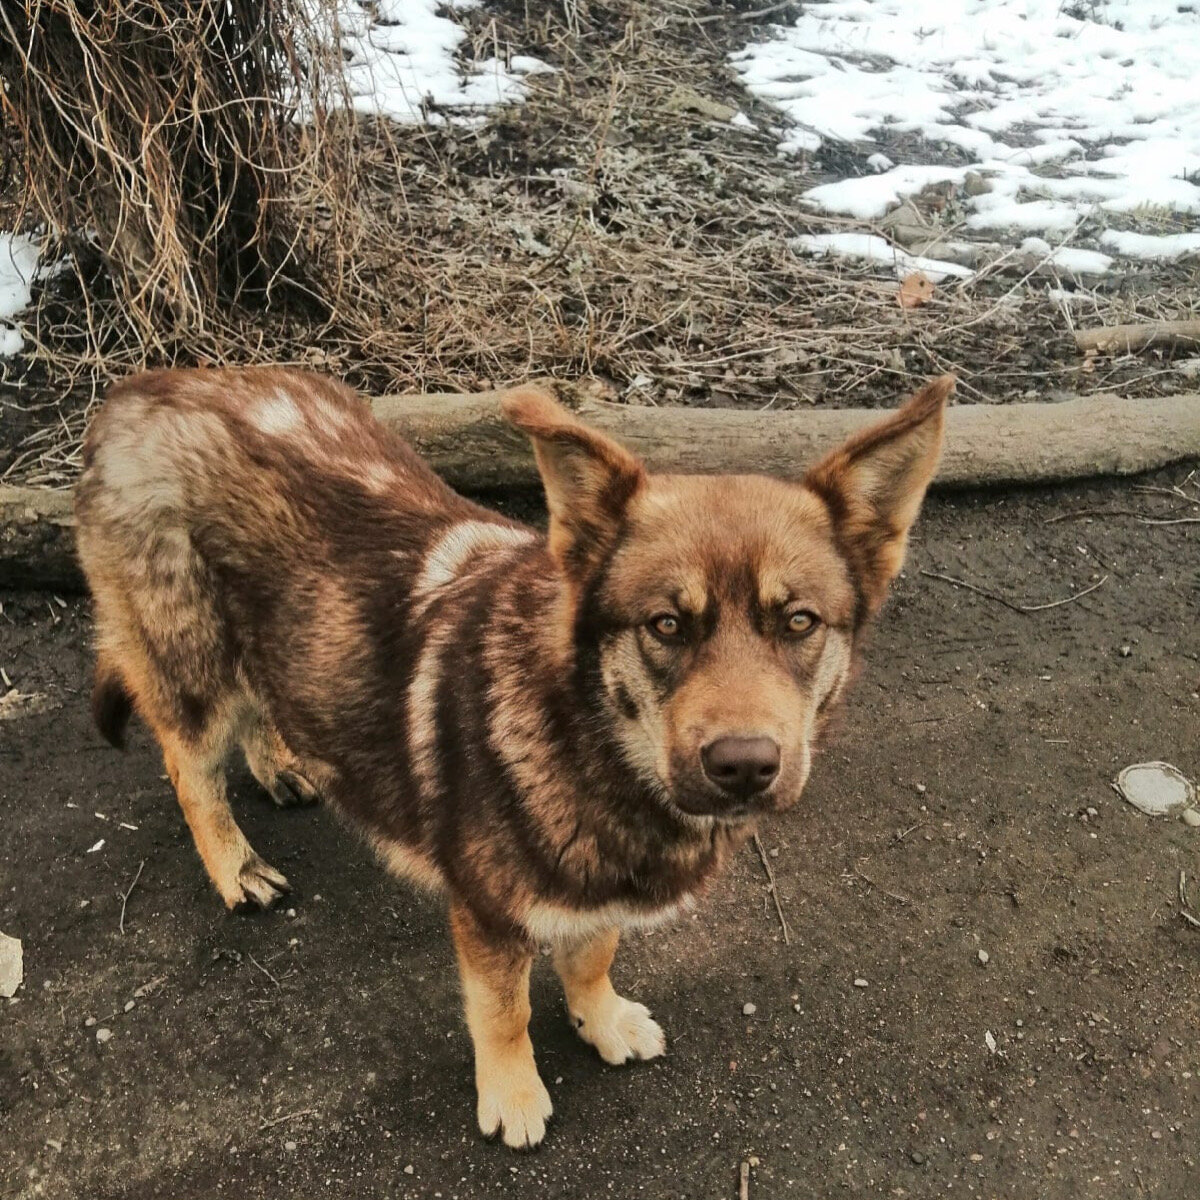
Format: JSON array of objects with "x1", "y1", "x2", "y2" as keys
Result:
[
  {"x1": 553, "y1": 928, "x2": 666, "y2": 1065},
  {"x1": 241, "y1": 710, "x2": 321, "y2": 809},
  {"x1": 160, "y1": 720, "x2": 291, "y2": 912}
]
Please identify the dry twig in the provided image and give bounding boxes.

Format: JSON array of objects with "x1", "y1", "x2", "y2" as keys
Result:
[
  {"x1": 920, "y1": 570, "x2": 1108, "y2": 614},
  {"x1": 752, "y1": 833, "x2": 791, "y2": 945},
  {"x1": 119, "y1": 859, "x2": 145, "y2": 936}
]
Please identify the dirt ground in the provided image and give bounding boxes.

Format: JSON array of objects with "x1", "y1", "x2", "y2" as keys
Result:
[{"x1": 1, "y1": 470, "x2": 1197, "y2": 1199}]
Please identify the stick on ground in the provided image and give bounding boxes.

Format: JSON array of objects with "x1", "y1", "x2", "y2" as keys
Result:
[
  {"x1": 119, "y1": 859, "x2": 144, "y2": 936},
  {"x1": 920, "y1": 570, "x2": 1107, "y2": 614},
  {"x1": 1075, "y1": 320, "x2": 1200, "y2": 355},
  {"x1": 752, "y1": 834, "x2": 791, "y2": 945}
]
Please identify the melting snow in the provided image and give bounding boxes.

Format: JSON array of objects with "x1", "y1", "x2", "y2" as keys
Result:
[
  {"x1": 791, "y1": 233, "x2": 974, "y2": 282},
  {"x1": 337, "y1": 0, "x2": 549, "y2": 125},
  {"x1": 0, "y1": 234, "x2": 41, "y2": 359},
  {"x1": 733, "y1": 1, "x2": 1200, "y2": 273}
]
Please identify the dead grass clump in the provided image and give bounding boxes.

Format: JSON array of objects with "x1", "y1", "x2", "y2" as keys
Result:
[{"x1": 0, "y1": 0, "x2": 354, "y2": 359}]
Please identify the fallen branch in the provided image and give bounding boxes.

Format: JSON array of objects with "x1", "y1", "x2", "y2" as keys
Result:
[
  {"x1": 4, "y1": 383, "x2": 1200, "y2": 589},
  {"x1": 1075, "y1": 320, "x2": 1200, "y2": 356}
]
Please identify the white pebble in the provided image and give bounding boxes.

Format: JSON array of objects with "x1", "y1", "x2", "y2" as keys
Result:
[
  {"x1": 84, "y1": 1016, "x2": 96, "y2": 1027},
  {"x1": 742, "y1": 1002, "x2": 757, "y2": 1016},
  {"x1": 404, "y1": 1165, "x2": 415, "y2": 1175},
  {"x1": 284, "y1": 1140, "x2": 298, "y2": 1152},
  {"x1": 853, "y1": 978, "x2": 869, "y2": 989},
  {"x1": 1182, "y1": 808, "x2": 1200, "y2": 828},
  {"x1": 95, "y1": 1027, "x2": 112, "y2": 1043},
  {"x1": 978, "y1": 949, "x2": 990, "y2": 965},
  {"x1": 123, "y1": 1000, "x2": 135, "y2": 1013}
]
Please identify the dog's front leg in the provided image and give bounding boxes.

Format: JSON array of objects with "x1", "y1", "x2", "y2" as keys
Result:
[
  {"x1": 553, "y1": 928, "x2": 666, "y2": 1066},
  {"x1": 450, "y1": 901, "x2": 552, "y2": 1149}
]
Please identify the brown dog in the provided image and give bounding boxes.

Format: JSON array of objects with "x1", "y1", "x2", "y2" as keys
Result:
[{"x1": 75, "y1": 368, "x2": 951, "y2": 1147}]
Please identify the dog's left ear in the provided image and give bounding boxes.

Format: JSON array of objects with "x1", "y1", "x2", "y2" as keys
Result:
[
  {"x1": 502, "y1": 385, "x2": 646, "y2": 579},
  {"x1": 804, "y1": 375, "x2": 953, "y2": 620}
]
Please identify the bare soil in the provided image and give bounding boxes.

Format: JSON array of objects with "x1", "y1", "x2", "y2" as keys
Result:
[{"x1": 2, "y1": 471, "x2": 1198, "y2": 1199}]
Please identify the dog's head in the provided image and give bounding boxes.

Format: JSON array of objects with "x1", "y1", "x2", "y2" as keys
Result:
[{"x1": 503, "y1": 378, "x2": 951, "y2": 823}]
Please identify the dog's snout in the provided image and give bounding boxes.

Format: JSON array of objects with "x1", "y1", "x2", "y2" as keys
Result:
[{"x1": 700, "y1": 736, "x2": 780, "y2": 798}]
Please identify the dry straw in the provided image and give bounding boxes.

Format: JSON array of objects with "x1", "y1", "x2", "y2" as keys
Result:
[{"x1": 0, "y1": 0, "x2": 359, "y2": 364}]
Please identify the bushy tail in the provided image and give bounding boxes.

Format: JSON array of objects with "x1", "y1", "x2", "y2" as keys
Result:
[{"x1": 92, "y1": 657, "x2": 133, "y2": 749}]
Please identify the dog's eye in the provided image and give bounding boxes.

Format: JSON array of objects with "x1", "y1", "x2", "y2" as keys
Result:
[
  {"x1": 786, "y1": 609, "x2": 819, "y2": 637},
  {"x1": 648, "y1": 613, "x2": 681, "y2": 640}
]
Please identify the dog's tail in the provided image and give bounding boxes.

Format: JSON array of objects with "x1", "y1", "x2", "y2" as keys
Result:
[{"x1": 92, "y1": 656, "x2": 133, "y2": 749}]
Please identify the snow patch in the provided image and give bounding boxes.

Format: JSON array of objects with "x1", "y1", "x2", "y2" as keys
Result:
[
  {"x1": 1099, "y1": 229, "x2": 1200, "y2": 261},
  {"x1": 337, "y1": 0, "x2": 550, "y2": 125},
  {"x1": 732, "y1": 1, "x2": 1200, "y2": 265},
  {"x1": 791, "y1": 233, "x2": 973, "y2": 282},
  {"x1": 0, "y1": 233, "x2": 41, "y2": 359}
]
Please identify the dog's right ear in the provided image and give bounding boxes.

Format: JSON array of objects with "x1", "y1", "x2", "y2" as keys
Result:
[{"x1": 502, "y1": 386, "x2": 646, "y2": 579}]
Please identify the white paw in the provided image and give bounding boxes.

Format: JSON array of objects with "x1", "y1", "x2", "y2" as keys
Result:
[
  {"x1": 571, "y1": 995, "x2": 666, "y2": 1066},
  {"x1": 477, "y1": 1065, "x2": 553, "y2": 1149}
]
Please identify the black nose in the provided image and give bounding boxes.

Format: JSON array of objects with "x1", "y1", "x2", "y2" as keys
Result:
[{"x1": 701, "y1": 736, "x2": 780, "y2": 799}]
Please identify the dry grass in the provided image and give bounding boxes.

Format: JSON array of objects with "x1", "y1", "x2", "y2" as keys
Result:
[{"x1": 2, "y1": 0, "x2": 1198, "y2": 488}]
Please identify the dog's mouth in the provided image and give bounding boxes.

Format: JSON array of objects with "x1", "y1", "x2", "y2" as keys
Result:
[{"x1": 667, "y1": 784, "x2": 776, "y2": 824}]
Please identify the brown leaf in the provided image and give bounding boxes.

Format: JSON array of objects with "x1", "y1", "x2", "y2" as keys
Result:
[{"x1": 898, "y1": 272, "x2": 936, "y2": 310}]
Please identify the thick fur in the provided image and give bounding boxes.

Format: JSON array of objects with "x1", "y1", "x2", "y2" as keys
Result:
[{"x1": 75, "y1": 366, "x2": 951, "y2": 1147}]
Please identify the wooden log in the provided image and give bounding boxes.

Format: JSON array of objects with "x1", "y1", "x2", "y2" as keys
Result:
[
  {"x1": 381, "y1": 385, "x2": 1200, "y2": 490},
  {"x1": 1074, "y1": 320, "x2": 1200, "y2": 356},
  {"x1": 3, "y1": 386, "x2": 1200, "y2": 590},
  {"x1": 0, "y1": 485, "x2": 79, "y2": 590}
]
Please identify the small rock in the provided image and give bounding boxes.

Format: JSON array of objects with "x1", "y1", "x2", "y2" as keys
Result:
[
  {"x1": 1119, "y1": 645, "x2": 1132, "y2": 658},
  {"x1": 748, "y1": 1156, "x2": 760, "y2": 1167},
  {"x1": 985, "y1": 1030, "x2": 997, "y2": 1054},
  {"x1": 404, "y1": 1165, "x2": 415, "y2": 1175},
  {"x1": 0, "y1": 931, "x2": 22, "y2": 998},
  {"x1": 742, "y1": 1002, "x2": 757, "y2": 1016},
  {"x1": 853, "y1": 978, "x2": 869, "y2": 989},
  {"x1": 793, "y1": 1003, "x2": 801, "y2": 1013},
  {"x1": 123, "y1": 1000, "x2": 135, "y2": 1013},
  {"x1": 963, "y1": 171, "x2": 991, "y2": 196},
  {"x1": 95, "y1": 1027, "x2": 112, "y2": 1043},
  {"x1": 45, "y1": 1138, "x2": 63, "y2": 1152},
  {"x1": 1086, "y1": 807, "x2": 1099, "y2": 818},
  {"x1": 969, "y1": 1153, "x2": 984, "y2": 1162},
  {"x1": 84, "y1": 1016, "x2": 96, "y2": 1027},
  {"x1": 978, "y1": 949, "x2": 990, "y2": 965},
  {"x1": 910, "y1": 1150, "x2": 926, "y2": 1165},
  {"x1": 1182, "y1": 808, "x2": 1200, "y2": 828},
  {"x1": 915, "y1": 782, "x2": 927, "y2": 795},
  {"x1": 284, "y1": 1140, "x2": 298, "y2": 1152}
]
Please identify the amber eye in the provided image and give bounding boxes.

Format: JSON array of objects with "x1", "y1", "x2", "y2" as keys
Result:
[
  {"x1": 786, "y1": 609, "x2": 819, "y2": 637},
  {"x1": 648, "y1": 613, "x2": 681, "y2": 639}
]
